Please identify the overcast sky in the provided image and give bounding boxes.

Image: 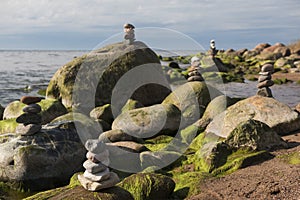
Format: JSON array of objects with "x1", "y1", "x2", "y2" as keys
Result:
[{"x1": 0, "y1": 0, "x2": 299, "y2": 50}]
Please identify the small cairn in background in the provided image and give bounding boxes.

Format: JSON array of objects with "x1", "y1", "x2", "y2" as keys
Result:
[
  {"x1": 257, "y1": 63, "x2": 274, "y2": 97},
  {"x1": 15, "y1": 96, "x2": 42, "y2": 136},
  {"x1": 78, "y1": 139, "x2": 120, "y2": 191},
  {"x1": 187, "y1": 56, "x2": 204, "y2": 82},
  {"x1": 123, "y1": 23, "x2": 135, "y2": 45}
]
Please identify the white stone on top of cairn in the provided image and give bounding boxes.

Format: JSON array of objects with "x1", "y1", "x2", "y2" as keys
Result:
[{"x1": 85, "y1": 139, "x2": 106, "y2": 154}]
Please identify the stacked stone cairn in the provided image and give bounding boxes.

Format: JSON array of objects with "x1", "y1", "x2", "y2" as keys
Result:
[
  {"x1": 78, "y1": 139, "x2": 120, "y2": 191},
  {"x1": 187, "y1": 56, "x2": 204, "y2": 82},
  {"x1": 257, "y1": 63, "x2": 274, "y2": 97},
  {"x1": 123, "y1": 23, "x2": 135, "y2": 45},
  {"x1": 15, "y1": 96, "x2": 42, "y2": 136}
]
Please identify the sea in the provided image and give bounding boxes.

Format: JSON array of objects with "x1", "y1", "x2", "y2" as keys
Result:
[{"x1": 0, "y1": 50, "x2": 300, "y2": 108}]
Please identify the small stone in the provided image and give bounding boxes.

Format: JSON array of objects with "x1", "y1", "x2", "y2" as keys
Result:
[
  {"x1": 188, "y1": 70, "x2": 201, "y2": 77},
  {"x1": 16, "y1": 113, "x2": 42, "y2": 125},
  {"x1": 259, "y1": 71, "x2": 271, "y2": 76},
  {"x1": 187, "y1": 76, "x2": 204, "y2": 82},
  {"x1": 256, "y1": 87, "x2": 273, "y2": 97},
  {"x1": 86, "y1": 150, "x2": 110, "y2": 164},
  {"x1": 261, "y1": 64, "x2": 274, "y2": 73},
  {"x1": 83, "y1": 168, "x2": 110, "y2": 182},
  {"x1": 85, "y1": 139, "x2": 106, "y2": 154},
  {"x1": 98, "y1": 129, "x2": 140, "y2": 143},
  {"x1": 83, "y1": 160, "x2": 108, "y2": 174},
  {"x1": 78, "y1": 172, "x2": 120, "y2": 191},
  {"x1": 107, "y1": 141, "x2": 149, "y2": 153},
  {"x1": 15, "y1": 124, "x2": 42, "y2": 135},
  {"x1": 20, "y1": 96, "x2": 43, "y2": 105},
  {"x1": 23, "y1": 104, "x2": 42, "y2": 114},
  {"x1": 257, "y1": 80, "x2": 274, "y2": 88},
  {"x1": 258, "y1": 74, "x2": 271, "y2": 82}
]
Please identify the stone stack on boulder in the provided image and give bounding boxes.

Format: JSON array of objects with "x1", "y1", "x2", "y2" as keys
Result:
[
  {"x1": 15, "y1": 96, "x2": 43, "y2": 136},
  {"x1": 257, "y1": 63, "x2": 274, "y2": 97},
  {"x1": 78, "y1": 139, "x2": 120, "y2": 191},
  {"x1": 187, "y1": 56, "x2": 204, "y2": 82}
]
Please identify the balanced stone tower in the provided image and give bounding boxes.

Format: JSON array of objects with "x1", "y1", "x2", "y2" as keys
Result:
[
  {"x1": 15, "y1": 96, "x2": 43, "y2": 136},
  {"x1": 257, "y1": 63, "x2": 274, "y2": 97},
  {"x1": 187, "y1": 56, "x2": 204, "y2": 82},
  {"x1": 123, "y1": 23, "x2": 135, "y2": 45},
  {"x1": 78, "y1": 139, "x2": 120, "y2": 191}
]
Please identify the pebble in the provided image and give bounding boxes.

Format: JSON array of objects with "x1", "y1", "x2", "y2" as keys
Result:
[
  {"x1": 257, "y1": 80, "x2": 274, "y2": 89},
  {"x1": 83, "y1": 160, "x2": 108, "y2": 174},
  {"x1": 188, "y1": 76, "x2": 204, "y2": 82},
  {"x1": 85, "y1": 139, "x2": 106, "y2": 154},
  {"x1": 15, "y1": 124, "x2": 42, "y2": 136},
  {"x1": 78, "y1": 172, "x2": 120, "y2": 191},
  {"x1": 86, "y1": 150, "x2": 110, "y2": 164},
  {"x1": 258, "y1": 74, "x2": 271, "y2": 82},
  {"x1": 259, "y1": 71, "x2": 271, "y2": 76},
  {"x1": 20, "y1": 96, "x2": 43, "y2": 105},
  {"x1": 261, "y1": 64, "x2": 274, "y2": 73},
  {"x1": 16, "y1": 113, "x2": 42, "y2": 125},
  {"x1": 22, "y1": 104, "x2": 42, "y2": 114},
  {"x1": 257, "y1": 87, "x2": 273, "y2": 97},
  {"x1": 83, "y1": 168, "x2": 110, "y2": 182}
]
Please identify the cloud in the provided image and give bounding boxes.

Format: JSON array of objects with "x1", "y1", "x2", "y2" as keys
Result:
[{"x1": 0, "y1": 0, "x2": 299, "y2": 49}]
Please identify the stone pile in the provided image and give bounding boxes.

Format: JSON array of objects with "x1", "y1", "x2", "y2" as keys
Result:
[
  {"x1": 123, "y1": 23, "x2": 135, "y2": 45},
  {"x1": 187, "y1": 56, "x2": 204, "y2": 82},
  {"x1": 78, "y1": 139, "x2": 120, "y2": 191},
  {"x1": 256, "y1": 63, "x2": 274, "y2": 97},
  {"x1": 15, "y1": 96, "x2": 42, "y2": 136}
]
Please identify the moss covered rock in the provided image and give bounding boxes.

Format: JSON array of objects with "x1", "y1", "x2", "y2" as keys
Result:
[
  {"x1": 24, "y1": 173, "x2": 133, "y2": 200},
  {"x1": 121, "y1": 99, "x2": 144, "y2": 113},
  {"x1": 46, "y1": 41, "x2": 170, "y2": 109},
  {"x1": 118, "y1": 173, "x2": 175, "y2": 200},
  {"x1": 0, "y1": 118, "x2": 19, "y2": 134},
  {"x1": 89, "y1": 104, "x2": 113, "y2": 124},
  {"x1": 112, "y1": 103, "x2": 181, "y2": 138},
  {"x1": 0, "y1": 123, "x2": 85, "y2": 191},
  {"x1": 3, "y1": 99, "x2": 67, "y2": 125},
  {"x1": 162, "y1": 82, "x2": 223, "y2": 127},
  {"x1": 206, "y1": 95, "x2": 300, "y2": 137}
]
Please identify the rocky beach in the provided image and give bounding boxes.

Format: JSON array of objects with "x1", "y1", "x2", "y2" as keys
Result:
[{"x1": 0, "y1": 39, "x2": 300, "y2": 200}]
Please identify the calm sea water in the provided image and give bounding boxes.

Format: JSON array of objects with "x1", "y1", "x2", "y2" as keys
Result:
[{"x1": 0, "y1": 50, "x2": 299, "y2": 108}]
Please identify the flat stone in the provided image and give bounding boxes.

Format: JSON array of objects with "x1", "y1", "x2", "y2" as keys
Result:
[
  {"x1": 257, "y1": 87, "x2": 273, "y2": 97},
  {"x1": 15, "y1": 124, "x2": 42, "y2": 135},
  {"x1": 23, "y1": 104, "x2": 42, "y2": 114},
  {"x1": 259, "y1": 71, "x2": 271, "y2": 76},
  {"x1": 85, "y1": 139, "x2": 106, "y2": 154},
  {"x1": 187, "y1": 75, "x2": 204, "y2": 82},
  {"x1": 258, "y1": 74, "x2": 271, "y2": 82},
  {"x1": 86, "y1": 150, "x2": 110, "y2": 164},
  {"x1": 261, "y1": 63, "x2": 274, "y2": 73},
  {"x1": 107, "y1": 141, "x2": 148, "y2": 153},
  {"x1": 20, "y1": 96, "x2": 43, "y2": 105},
  {"x1": 83, "y1": 168, "x2": 110, "y2": 182},
  {"x1": 188, "y1": 71, "x2": 201, "y2": 77},
  {"x1": 257, "y1": 80, "x2": 274, "y2": 88},
  {"x1": 78, "y1": 172, "x2": 120, "y2": 191},
  {"x1": 98, "y1": 129, "x2": 140, "y2": 143},
  {"x1": 16, "y1": 113, "x2": 42, "y2": 125},
  {"x1": 83, "y1": 160, "x2": 108, "y2": 174}
]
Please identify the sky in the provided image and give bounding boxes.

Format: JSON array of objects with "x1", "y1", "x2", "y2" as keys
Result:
[{"x1": 0, "y1": 0, "x2": 299, "y2": 50}]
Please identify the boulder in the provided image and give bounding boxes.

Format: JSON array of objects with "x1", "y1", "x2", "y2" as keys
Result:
[
  {"x1": 3, "y1": 99, "x2": 67, "y2": 125},
  {"x1": 89, "y1": 104, "x2": 113, "y2": 124},
  {"x1": 23, "y1": 173, "x2": 134, "y2": 200},
  {"x1": 193, "y1": 95, "x2": 240, "y2": 132},
  {"x1": 0, "y1": 119, "x2": 19, "y2": 134},
  {"x1": 0, "y1": 122, "x2": 86, "y2": 191},
  {"x1": 112, "y1": 103, "x2": 181, "y2": 138},
  {"x1": 121, "y1": 99, "x2": 144, "y2": 113},
  {"x1": 162, "y1": 82, "x2": 223, "y2": 126},
  {"x1": 46, "y1": 41, "x2": 170, "y2": 109},
  {"x1": 195, "y1": 119, "x2": 287, "y2": 173},
  {"x1": 206, "y1": 95, "x2": 300, "y2": 137},
  {"x1": 118, "y1": 173, "x2": 175, "y2": 200}
]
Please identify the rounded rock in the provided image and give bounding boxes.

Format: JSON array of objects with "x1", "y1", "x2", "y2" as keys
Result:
[
  {"x1": 23, "y1": 104, "x2": 42, "y2": 114},
  {"x1": 257, "y1": 80, "x2": 274, "y2": 89},
  {"x1": 15, "y1": 124, "x2": 42, "y2": 135},
  {"x1": 261, "y1": 64, "x2": 274, "y2": 73},
  {"x1": 20, "y1": 96, "x2": 43, "y2": 105},
  {"x1": 16, "y1": 113, "x2": 42, "y2": 125}
]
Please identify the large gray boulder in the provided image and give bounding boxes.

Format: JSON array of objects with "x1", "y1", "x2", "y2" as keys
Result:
[
  {"x1": 46, "y1": 42, "x2": 171, "y2": 109},
  {"x1": 206, "y1": 95, "x2": 300, "y2": 137},
  {"x1": 162, "y1": 82, "x2": 223, "y2": 126},
  {"x1": 112, "y1": 103, "x2": 181, "y2": 138},
  {"x1": 0, "y1": 122, "x2": 86, "y2": 191}
]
